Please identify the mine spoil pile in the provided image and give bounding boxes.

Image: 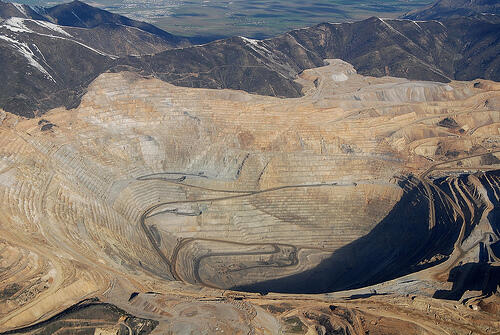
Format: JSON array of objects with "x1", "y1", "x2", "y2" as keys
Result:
[{"x1": 0, "y1": 60, "x2": 499, "y2": 334}]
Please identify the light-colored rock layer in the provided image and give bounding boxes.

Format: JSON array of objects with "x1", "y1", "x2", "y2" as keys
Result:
[{"x1": 0, "y1": 59, "x2": 498, "y2": 333}]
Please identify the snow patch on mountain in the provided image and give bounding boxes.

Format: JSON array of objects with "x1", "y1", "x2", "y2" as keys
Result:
[
  {"x1": 1, "y1": 18, "x2": 72, "y2": 37},
  {"x1": 1, "y1": 18, "x2": 114, "y2": 58},
  {"x1": 0, "y1": 35, "x2": 55, "y2": 83},
  {"x1": 33, "y1": 20, "x2": 72, "y2": 37},
  {"x1": 240, "y1": 36, "x2": 271, "y2": 54},
  {"x1": 1, "y1": 17, "x2": 32, "y2": 33}
]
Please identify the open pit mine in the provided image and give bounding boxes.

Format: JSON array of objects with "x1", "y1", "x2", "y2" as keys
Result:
[{"x1": 0, "y1": 59, "x2": 499, "y2": 334}]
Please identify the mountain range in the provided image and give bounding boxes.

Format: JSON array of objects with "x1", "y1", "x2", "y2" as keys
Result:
[{"x1": 0, "y1": 0, "x2": 499, "y2": 117}]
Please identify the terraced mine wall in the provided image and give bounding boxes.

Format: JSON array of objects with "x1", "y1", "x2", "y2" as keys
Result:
[
  {"x1": 0, "y1": 60, "x2": 498, "y2": 333},
  {"x1": 233, "y1": 172, "x2": 499, "y2": 294},
  {"x1": 0, "y1": 298, "x2": 159, "y2": 335}
]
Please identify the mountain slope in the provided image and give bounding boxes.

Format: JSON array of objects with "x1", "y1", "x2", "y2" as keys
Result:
[
  {"x1": 402, "y1": 0, "x2": 500, "y2": 20},
  {"x1": 0, "y1": 14, "x2": 190, "y2": 117},
  {"x1": 115, "y1": 16, "x2": 499, "y2": 99},
  {"x1": 43, "y1": 0, "x2": 189, "y2": 47},
  {"x1": 0, "y1": 1, "x2": 46, "y2": 20},
  {"x1": 277, "y1": 16, "x2": 499, "y2": 82},
  {"x1": 113, "y1": 35, "x2": 322, "y2": 98},
  {"x1": 0, "y1": 0, "x2": 190, "y2": 49},
  {"x1": 0, "y1": 22, "x2": 112, "y2": 117},
  {"x1": 0, "y1": 0, "x2": 193, "y2": 117}
]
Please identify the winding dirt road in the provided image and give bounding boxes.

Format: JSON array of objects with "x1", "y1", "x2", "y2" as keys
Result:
[
  {"x1": 137, "y1": 177, "x2": 340, "y2": 284},
  {"x1": 138, "y1": 151, "x2": 499, "y2": 289}
]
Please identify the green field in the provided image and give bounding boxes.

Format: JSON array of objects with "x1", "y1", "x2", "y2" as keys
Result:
[{"x1": 12, "y1": 0, "x2": 434, "y2": 38}]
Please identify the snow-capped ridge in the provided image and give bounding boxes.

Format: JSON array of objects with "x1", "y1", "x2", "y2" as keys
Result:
[
  {"x1": 0, "y1": 18, "x2": 115, "y2": 58},
  {"x1": 33, "y1": 20, "x2": 73, "y2": 37},
  {"x1": 240, "y1": 36, "x2": 270, "y2": 54},
  {"x1": 1, "y1": 17, "x2": 72, "y2": 37}
]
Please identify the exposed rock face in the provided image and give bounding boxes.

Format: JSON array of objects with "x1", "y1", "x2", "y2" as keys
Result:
[{"x1": 0, "y1": 60, "x2": 498, "y2": 334}]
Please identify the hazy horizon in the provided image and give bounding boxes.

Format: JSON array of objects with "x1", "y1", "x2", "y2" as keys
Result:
[{"x1": 4, "y1": 0, "x2": 434, "y2": 38}]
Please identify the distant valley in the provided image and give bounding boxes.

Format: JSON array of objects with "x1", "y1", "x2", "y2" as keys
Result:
[{"x1": 2, "y1": 0, "x2": 436, "y2": 38}]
